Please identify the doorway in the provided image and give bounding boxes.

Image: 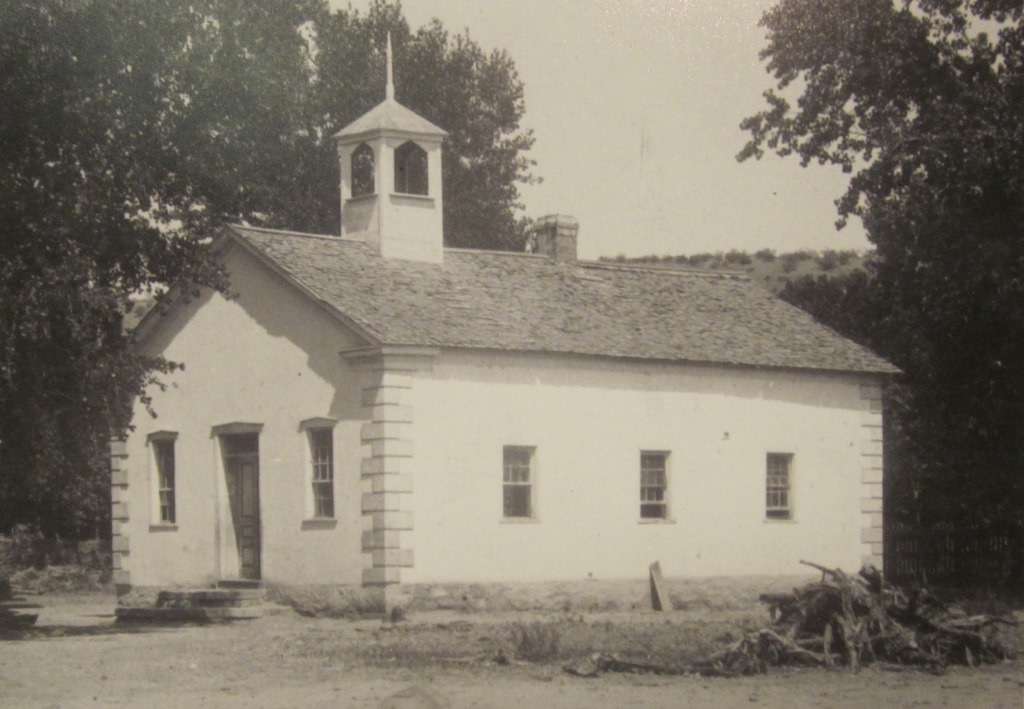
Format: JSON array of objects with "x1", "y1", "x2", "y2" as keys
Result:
[{"x1": 221, "y1": 432, "x2": 260, "y2": 580}]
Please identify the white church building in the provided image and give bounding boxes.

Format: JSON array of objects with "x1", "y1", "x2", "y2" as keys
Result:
[{"x1": 111, "y1": 44, "x2": 895, "y2": 611}]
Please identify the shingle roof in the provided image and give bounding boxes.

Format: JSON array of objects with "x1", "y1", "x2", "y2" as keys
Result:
[
  {"x1": 227, "y1": 225, "x2": 897, "y2": 375},
  {"x1": 333, "y1": 98, "x2": 447, "y2": 140}
]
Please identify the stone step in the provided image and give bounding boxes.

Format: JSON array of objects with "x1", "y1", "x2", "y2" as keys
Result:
[
  {"x1": 156, "y1": 588, "x2": 265, "y2": 609},
  {"x1": 116, "y1": 605, "x2": 264, "y2": 625},
  {"x1": 217, "y1": 579, "x2": 262, "y2": 590}
]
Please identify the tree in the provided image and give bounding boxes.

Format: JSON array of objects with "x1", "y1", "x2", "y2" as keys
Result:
[
  {"x1": 740, "y1": 0, "x2": 1024, "y2": 526},
  {"x1": 0, "y1": 0, "x2": 536, "y2": 537},
  {"x1": 303, "y1": 1, "x2": 538, "y2": 249}
]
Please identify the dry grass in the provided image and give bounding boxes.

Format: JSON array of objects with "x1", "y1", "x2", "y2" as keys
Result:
[
  {"x1": 507, "y1": 620, "x2": 561, "y2": 661},
  {"x1": 276, "y1": 609, "x2": 764, "y2": 671},
  {"x1": 10, "y1": 565, "x2": 111, "y2": 594}
]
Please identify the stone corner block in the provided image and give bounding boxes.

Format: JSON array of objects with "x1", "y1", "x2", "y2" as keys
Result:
[
  {"x1": 370, "y1": 405, "x2": 413, "y2": 423},
  {"x1": 372, "y1": 510, "x2": 414, "y2": 531},
  {"x1": 860, "y1": 527, "x2": 884, "y2": 544},
  {"x1": 361, "y1": 386, "x2": 404, "y2": 408},
  {"x1": 362, "y1": 529, "x2": 403, "y2": 551},
  {"x1": 373, "y1": 548, "x2": 414, "y2": 568},
  {"x1": 361, "y1": 493, "x2": 404, "y2": 513},
  {"x1": 860, "y1": 467, "x2": 883, "y2": 484},
  {"x1": 111, "y1": 502, "x2": 130, "y2": 521},
  {"x1": 360, "y1": 422, "x2": 410, "y2": 444},
  {"x1": 860, "y1": 553, "x2": 883, "y2": 569},
  {"x1": 362, "y1": 567, "x2": 401, "y2": 586},
  {"x1": 371, "y1": 474, "x2": 413, "y2": 494},
  {"x1": 860, "y1": 440, "x2": 883, "y2": 457},
  {"x1": 860, "y1": 497, "x2": 883, "y2": 513},
  {"x1": 361, "y1": 457, "x2": 406, "y2": 476},
  {"x1": 371, "y1": 439, "x2": 414, "y2": 458}
]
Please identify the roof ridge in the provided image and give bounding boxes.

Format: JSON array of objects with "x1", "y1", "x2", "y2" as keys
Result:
[
  {"x1": 231, "y1": 224, "x2": 362, "y2": 244},
  {"x1": 445, "y1": 246, "x2": 546, "y2": 259},
  {"x1": 444, "y1": 248, "x2": 749, "y2": 280},
  {"x1": 583, "y1": 261, "x2": 751, "y2": 280}
]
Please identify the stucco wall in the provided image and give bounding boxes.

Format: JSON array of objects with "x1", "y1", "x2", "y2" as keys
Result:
[
  {"x1": 116, "y1": 244, "x2": 883, "y2": 591},
  {"x1": 119, "y1": 243, "x2": 370, "y2": 589},
  {"x1": 404, "y1": 351, "x2": 875, "y2": 583}
]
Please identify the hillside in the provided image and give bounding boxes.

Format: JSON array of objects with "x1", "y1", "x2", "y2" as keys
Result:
[{"x1": 602, "y1": 248, "x2": 873, "y2": 294}]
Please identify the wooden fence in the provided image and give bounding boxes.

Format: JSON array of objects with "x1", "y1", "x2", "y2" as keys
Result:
[{"x1": 884, "y1": 524, "x2": 1024, "y2": 587}]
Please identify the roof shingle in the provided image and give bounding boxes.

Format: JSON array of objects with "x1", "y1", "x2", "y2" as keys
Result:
[
  {"x1": 333, "y1": 98, "x2": 447, "y2": 140},
  {"x1": 228, "y1": 225, "x2": 897, "y2": 375}
]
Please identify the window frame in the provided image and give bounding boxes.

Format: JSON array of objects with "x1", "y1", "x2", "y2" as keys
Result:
[
  {"x1": 502, "y1": 445, "x2": 536, "y2": 520},
  {"x1": 308, "y1": 428, "x2": 335, "y2": 519},
  {"x1": 148, "y1": 431, "x2": 178, "y2": 526},
  {"x1": 350, "y1": 142, "x2": 375, "y2": 198},
  {"x1": 766, "y1": 452, "x2": 794, "y2": 521},
  {"x1": 299, "y1": 417, "x2": 338, "y2": 523},
  {"x1": 393, "y1": 140, "x2": 429, "y2": 196},
  {"x1": 639, "y1": 450, "x2": 670, "y2": 521}
]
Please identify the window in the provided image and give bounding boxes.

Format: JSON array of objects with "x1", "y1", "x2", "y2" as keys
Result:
[
  {"x1": 503, "y1": 446, "x2": 534, "y2": 518},
  {"x1": 640, "y1": 451, "x2": 669, "y2": 519},
  {"x1": 394, "y1": 140, "x2": 428, "y2": 195},
  {"x1": 149, "y1": 434, "x2": 177, "y2": 524},
  {"x1": 766, "y1": 453, "x2": 793, "y2": 520},
  {"x1": 351, "y1": 143, "x2": 375, "y2": 197},
  {"x1": 309, "y1": 428, "x2": 335, "y2": 518}
]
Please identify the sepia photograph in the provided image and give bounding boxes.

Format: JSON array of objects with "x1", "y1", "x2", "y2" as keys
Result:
[{"x1": 1, "y1": 0, "x2": 1022, "y2": 706}]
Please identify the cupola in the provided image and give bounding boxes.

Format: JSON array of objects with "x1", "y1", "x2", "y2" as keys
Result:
[{"x1": 334, "y1": 35, "x2": 448, "y2": 262}]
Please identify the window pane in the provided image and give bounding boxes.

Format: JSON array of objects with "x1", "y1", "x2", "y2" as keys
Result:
[
  {"x1": 503, "y1": 485, "x2": 531, "y2": 518},
  {"x1": 502, "y1": 446, "x2": 534, "y2": 518},
  {"x1": 640, "y1": 452, "x2": 668, "y2": 519},
  {"x1": 313, "y1": 482, "x2": 334, "y2": 518},
  {"x1": 394, "y1": 141, "x2": 428, "y2": 195},
  {"x1": 766, "y1": 453, "x2": 792, "y2": 519},
  {"x1": 309, "y1": 429, "x2": 335, "y2": 518},
  {"x1": 154, "y1": 440, "x2": 176, "y2": 524},
  {"x1": 351, "y1": 143, "x2": 375, "y2": 197},
  {"x1": 641, "y1": 503, "x2": 666, "y2": 519},
  {"x1": 503, "y1": 447, "x2": 532, "y2": 483}
]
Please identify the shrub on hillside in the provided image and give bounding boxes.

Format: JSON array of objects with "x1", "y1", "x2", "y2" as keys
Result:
[
  {"x1": 779, "y1": 250, "x2": 816, "y2": 273},
  {"x1": 724, "y1": 249, "x2": 752, "y2": 266}
]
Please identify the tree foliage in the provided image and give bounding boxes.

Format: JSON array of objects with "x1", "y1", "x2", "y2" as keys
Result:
[
  {"x1": 742, "y1": 0, "x2": 1024, "y2": 526},
  {"x1": 0, "y1": 0, "x2": 536, "y2": 537},
  {"x1": 314, "y1": 4, "x2": 537, "y2": 249}
]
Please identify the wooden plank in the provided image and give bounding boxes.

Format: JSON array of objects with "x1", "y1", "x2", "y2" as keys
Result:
[{"x1": 649, "y1": 561, "x2": 671, "y2": 611}]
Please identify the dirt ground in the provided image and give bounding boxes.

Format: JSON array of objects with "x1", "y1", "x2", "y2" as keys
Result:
[{"x1": 2, "y1": 593, "x2": 1023, "y2": 708}]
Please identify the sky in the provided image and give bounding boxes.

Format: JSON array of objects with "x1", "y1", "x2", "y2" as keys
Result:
[{"x1": 334, "y1": 0, "x2": 871, "y2": 260}]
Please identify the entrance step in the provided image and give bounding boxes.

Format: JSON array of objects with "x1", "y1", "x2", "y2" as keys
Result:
[
  {"x1": 115, "y1": 583, "x2": 266, "y2": 625},
  {"x1": 157, "y1": 588, "x2": 264, "y2": 608},
  {"x1": 216, "y1": 579, "x2": 262, "y2": 590},
  {"x1": 116, "y1": 605, "x2": 264, "y2": 624}
]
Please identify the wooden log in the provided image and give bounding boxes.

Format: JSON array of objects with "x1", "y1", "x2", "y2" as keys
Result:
[
  {"x1": 822, "y1": 623, "x2": 835, "y2": 667},
  {"x1": 649, "y1": 561, "x2": 671, "y2": 612}
]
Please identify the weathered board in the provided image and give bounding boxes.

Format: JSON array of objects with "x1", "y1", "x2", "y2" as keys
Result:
[{"x1": 649, "y1": 561, "x2": 671, "y2": 611}]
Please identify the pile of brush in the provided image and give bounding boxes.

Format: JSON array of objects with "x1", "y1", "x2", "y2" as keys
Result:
[{"x1": 690, "y1": 561, "x2": 1016, "y2": 676}]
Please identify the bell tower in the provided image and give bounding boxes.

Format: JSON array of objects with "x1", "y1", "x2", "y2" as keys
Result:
[{"x1": 334, "y1": 35, "x2": 448, "y2": 262}]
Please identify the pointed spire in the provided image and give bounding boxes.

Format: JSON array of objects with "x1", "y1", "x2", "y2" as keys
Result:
[{"x1": 385, "y1": 32, "x2": 395, "y2": 101}]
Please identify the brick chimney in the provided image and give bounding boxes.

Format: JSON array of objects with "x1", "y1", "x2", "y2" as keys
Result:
[{"x1": 530, "y1": 214, "x2": 579, "y2": 262}]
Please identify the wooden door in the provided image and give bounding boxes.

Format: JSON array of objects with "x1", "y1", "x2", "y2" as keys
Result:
[{"x1": 225, "y1": 444, "x2": 261, "y2": 580}]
